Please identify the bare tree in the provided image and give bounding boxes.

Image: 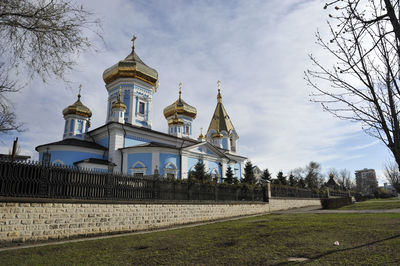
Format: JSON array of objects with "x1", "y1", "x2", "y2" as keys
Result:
[
  {"x1": 384, "y1": 160, "x2": 400, "y2": 193},
  {"x1": 338, "y1": 168, "x2": 353, "y2": 190},
  {"x1": 306, "y1": 0, "x2": 400, "y2": 170},
  {"x1": 0, "y1": 63, "x2": 21, "y2": 134},
  {"x1": 0, "y1": 0, "x2": 101, "y2": 135},
  {"x1": 305, "y1": 161, "x2": 324, "y2": 189}
]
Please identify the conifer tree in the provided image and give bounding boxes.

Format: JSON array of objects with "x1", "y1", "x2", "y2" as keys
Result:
[
  {"x1": 261, "y1": 168, "x2": 272, "y2": 183},
  {"x1": 276, "y1": 171, "x2": 287, "y2": 185},
  {"x1": 243, "y1": 161, "x2": 255, "y2": 184},
  {"x1": 288, "y1": 173, "x2": 297, "y2": 187},
  {"x1": 192, "y1": 160, "x2": 207, "y2": 181},
  {"x1": 225, "y1": 165, "x2": 234, "y2": 184}
]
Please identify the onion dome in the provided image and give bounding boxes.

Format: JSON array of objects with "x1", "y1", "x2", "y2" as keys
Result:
[
  {"x1": 111, "y1": 89, "x2": 126, "y2": 110},
  {"x1": 102, "y1": 35, "x2": 158, "y2": 86},
  {"x1": 62, "y1": 91, "x2": 92, "y2": 118},
  {"x1": 163, "y1": 83, "x2": 197, "y2": 119},
  {"x1": 207, "y1": 81, "x2": 236, "y2": 136}
]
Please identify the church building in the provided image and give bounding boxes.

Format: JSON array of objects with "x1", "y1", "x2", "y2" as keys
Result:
[{"x1": 36, "y1": 37, "x2": 246, "y2": 181}]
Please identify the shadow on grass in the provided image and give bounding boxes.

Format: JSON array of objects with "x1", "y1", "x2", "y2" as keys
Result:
[{"x1": 273, "y1": 234, "x2": 400, "y2": 265}]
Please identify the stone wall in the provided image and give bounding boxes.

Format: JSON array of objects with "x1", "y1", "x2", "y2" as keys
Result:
[
  {"x1": 0, "y1": 198, "x2": 322, "y2": 245},
  {"x1": 269, "y1": 198, "x2": 321, "y2": 212},
  {"x1": 0, "y1": 201, "x2": 269, "y2": 244}
]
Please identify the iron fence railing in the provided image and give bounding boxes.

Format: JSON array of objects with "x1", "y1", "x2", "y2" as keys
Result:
[
  {"x1": 271, "y1": 184, "x2": 328, "y2": 198},
  {"x1": 0, "y1": 160, "x2": 266, "y2": 202}
]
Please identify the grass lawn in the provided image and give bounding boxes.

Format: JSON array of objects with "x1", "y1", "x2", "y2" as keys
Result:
[
  {"x1": 1, "y1": 213, "x2": 400, "y2": 265},
  {"x1": 340, "y1": 197, "x2": 400, "y2": 210}
]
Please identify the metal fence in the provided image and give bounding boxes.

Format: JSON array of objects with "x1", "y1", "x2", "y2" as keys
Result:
[
  {"x1": 0, "y1": 160, "x2": 266, "y2": 202},
  {"x1": 270, "y1": 184, "x2": 328, "y2": 198}
]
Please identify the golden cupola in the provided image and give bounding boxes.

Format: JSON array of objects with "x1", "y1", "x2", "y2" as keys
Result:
[
  {"x1": 163, "y1": 83, "x2": 197, "y2": 138},
  {"x1": 62, "y1": 86, "x2": 92, "y2": 140},
  {"x1": 62, "y1": 91, "x2": 92, "y2": 119},
  {"x1": 163, "y1": 83, "x2": 197, "y2": 120},
  {"x1": 102, "y1": 36, "x2": 158, "y2": 86}
]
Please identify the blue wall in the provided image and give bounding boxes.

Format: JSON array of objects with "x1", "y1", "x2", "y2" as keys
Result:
[
  {"x1": 160, "y1": 153, "x2": 180, "y2": 178},
  {"x1": 127, "y1": 153, "x2": 152, "y2": 175},
  {"x1": 124, "y1": 135, "x2": 150, "y2": 147},
  {"x1": 235, "y1": 162, "x2": 242, "y2": 179},
  {"x1": 96, "y1": 137, "x2": 109, "y2": 148},
  {"x1": 39, "y1": 150, "x2": 105, "y2": 166},
  {"x1": 222, "y1": 138, "x2": 228, "y2": 150},
  {"x1": 187, "y1": 157, "x2": 199, "y2": 173}
]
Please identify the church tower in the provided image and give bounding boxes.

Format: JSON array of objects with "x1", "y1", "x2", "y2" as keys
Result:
[
  {"x1": 102, "y1": 36, "x2": 158, "y2": 128},
  {"x1": 163, "y1": 83, "x2": 197, "y2": 138},
  {"x1": 62, "y1": 86, "x2": 92, "y2": 140},
  {"x1": 206, "y1": 81, "x2": 239, "y2": 153}
]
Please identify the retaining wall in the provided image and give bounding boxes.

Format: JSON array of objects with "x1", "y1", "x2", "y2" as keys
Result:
[
  {"x1": 269, "y1": 198, "x2": 321, "y2": 212},
  {"x1": 0, "y1": 197, "x2": 322, "y2": 245}
]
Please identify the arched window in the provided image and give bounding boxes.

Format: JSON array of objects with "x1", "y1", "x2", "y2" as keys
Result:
[
  {"x1": 164, "y1": 162, "x2": 178, "y2": 179},
  {"x1": 130, "y1": 161, "x2": 147, "y2": 177}
]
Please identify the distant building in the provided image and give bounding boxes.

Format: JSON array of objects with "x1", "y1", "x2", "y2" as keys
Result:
[
  {"x1": 326, "y1": 173, "x2": 340, "y2": 190},
  {"x1": 355, "y1": 168, "x2": 378, "y2": 195}
]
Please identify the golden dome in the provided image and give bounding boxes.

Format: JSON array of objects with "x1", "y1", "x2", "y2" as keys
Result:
[
  {"x1": 102, "y1": 36, "x2": 158, "y2": 86},
  {"x1": 111, "y1": 90, "x2": 126, "y2": 110},
  {"x1": 62, "y1": 93, "x2": 92, "y2": 118},
  {"x1": 163, "y1": 83, "x2": 197, "y2": 119}
]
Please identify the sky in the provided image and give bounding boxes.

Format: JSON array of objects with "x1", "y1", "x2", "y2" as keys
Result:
[{"x1": 0, "y1": 0, "x2": 392, "y2": 184}]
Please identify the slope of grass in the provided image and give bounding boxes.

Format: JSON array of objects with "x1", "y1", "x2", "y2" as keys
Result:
[
  {"x1": 1, "y1": 213, "x2": 400, "y2": 265},
  {"x1": 340, "y1": 197, "x2": 400, "y2": 210}
]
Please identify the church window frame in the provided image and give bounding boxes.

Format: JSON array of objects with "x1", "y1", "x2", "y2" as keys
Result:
[
  {"x1": 163, "y1": 162, "x2": 178, "y2": 179},
  {"x1": 138, "y1": 101, "x2": 145, "y2": 115},
  {"x1": 130, "y1": 161, "x2": 147, "y2": 176}
]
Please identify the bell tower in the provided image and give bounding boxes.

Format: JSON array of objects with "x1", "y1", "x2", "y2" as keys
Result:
[{"x1": 102, "y1": 36, "x2": 159, "y2": 128}]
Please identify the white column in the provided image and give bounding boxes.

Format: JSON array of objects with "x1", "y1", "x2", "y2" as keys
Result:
[
  {"x1": 181, "y1": 155, "x2": 188, "y2": 179},
  {"x1": 151, "y1": 151, "x2": 160, "y2": 174}
]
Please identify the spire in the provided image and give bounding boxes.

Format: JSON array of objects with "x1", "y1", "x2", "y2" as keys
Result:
[
  {"x1": 207, "y1": 80, "x2": 236, "y2": 136},
  {"x1": 78, "y1": 84, "x2": 82, "y2": 101},
  {"x1": 217, "y1": 80, "x2": 222, "y2": 103},
  {"x1": 131, "y1": 35, "x2": 136, "y2": 52},
  {"x1": 179, "y1": 82, "x2": 182, "y2": 100}
]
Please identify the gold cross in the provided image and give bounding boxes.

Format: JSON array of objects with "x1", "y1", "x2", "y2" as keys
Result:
[
  {"x1": 217, "y1": 80, "x2": 221, "y2": 92},
  {"x1": 79, "y1": 84, "x2": 82, "y2": 95},
  {"x1": 131, "y1": 35, "x2": 136, "y2": 50},
  {"x1": 179, "y1": 82, "x2": 182, "y2": 97}
]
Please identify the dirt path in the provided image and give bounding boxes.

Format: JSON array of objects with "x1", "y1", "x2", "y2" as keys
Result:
[{"x1": 273, "y1": 206, "x2": 400, "y2": 214}]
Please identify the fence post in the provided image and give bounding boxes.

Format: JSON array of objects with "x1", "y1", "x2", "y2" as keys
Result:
[
  {"x1": 267, "y1": 182, "x2": 271, "y2": 200},
  {"x1": 215, "y1": 184, "x2": 218, "y2": 201},
  {"x1": 326, "y1": 187, "x2": 330, "y2": 198}
]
